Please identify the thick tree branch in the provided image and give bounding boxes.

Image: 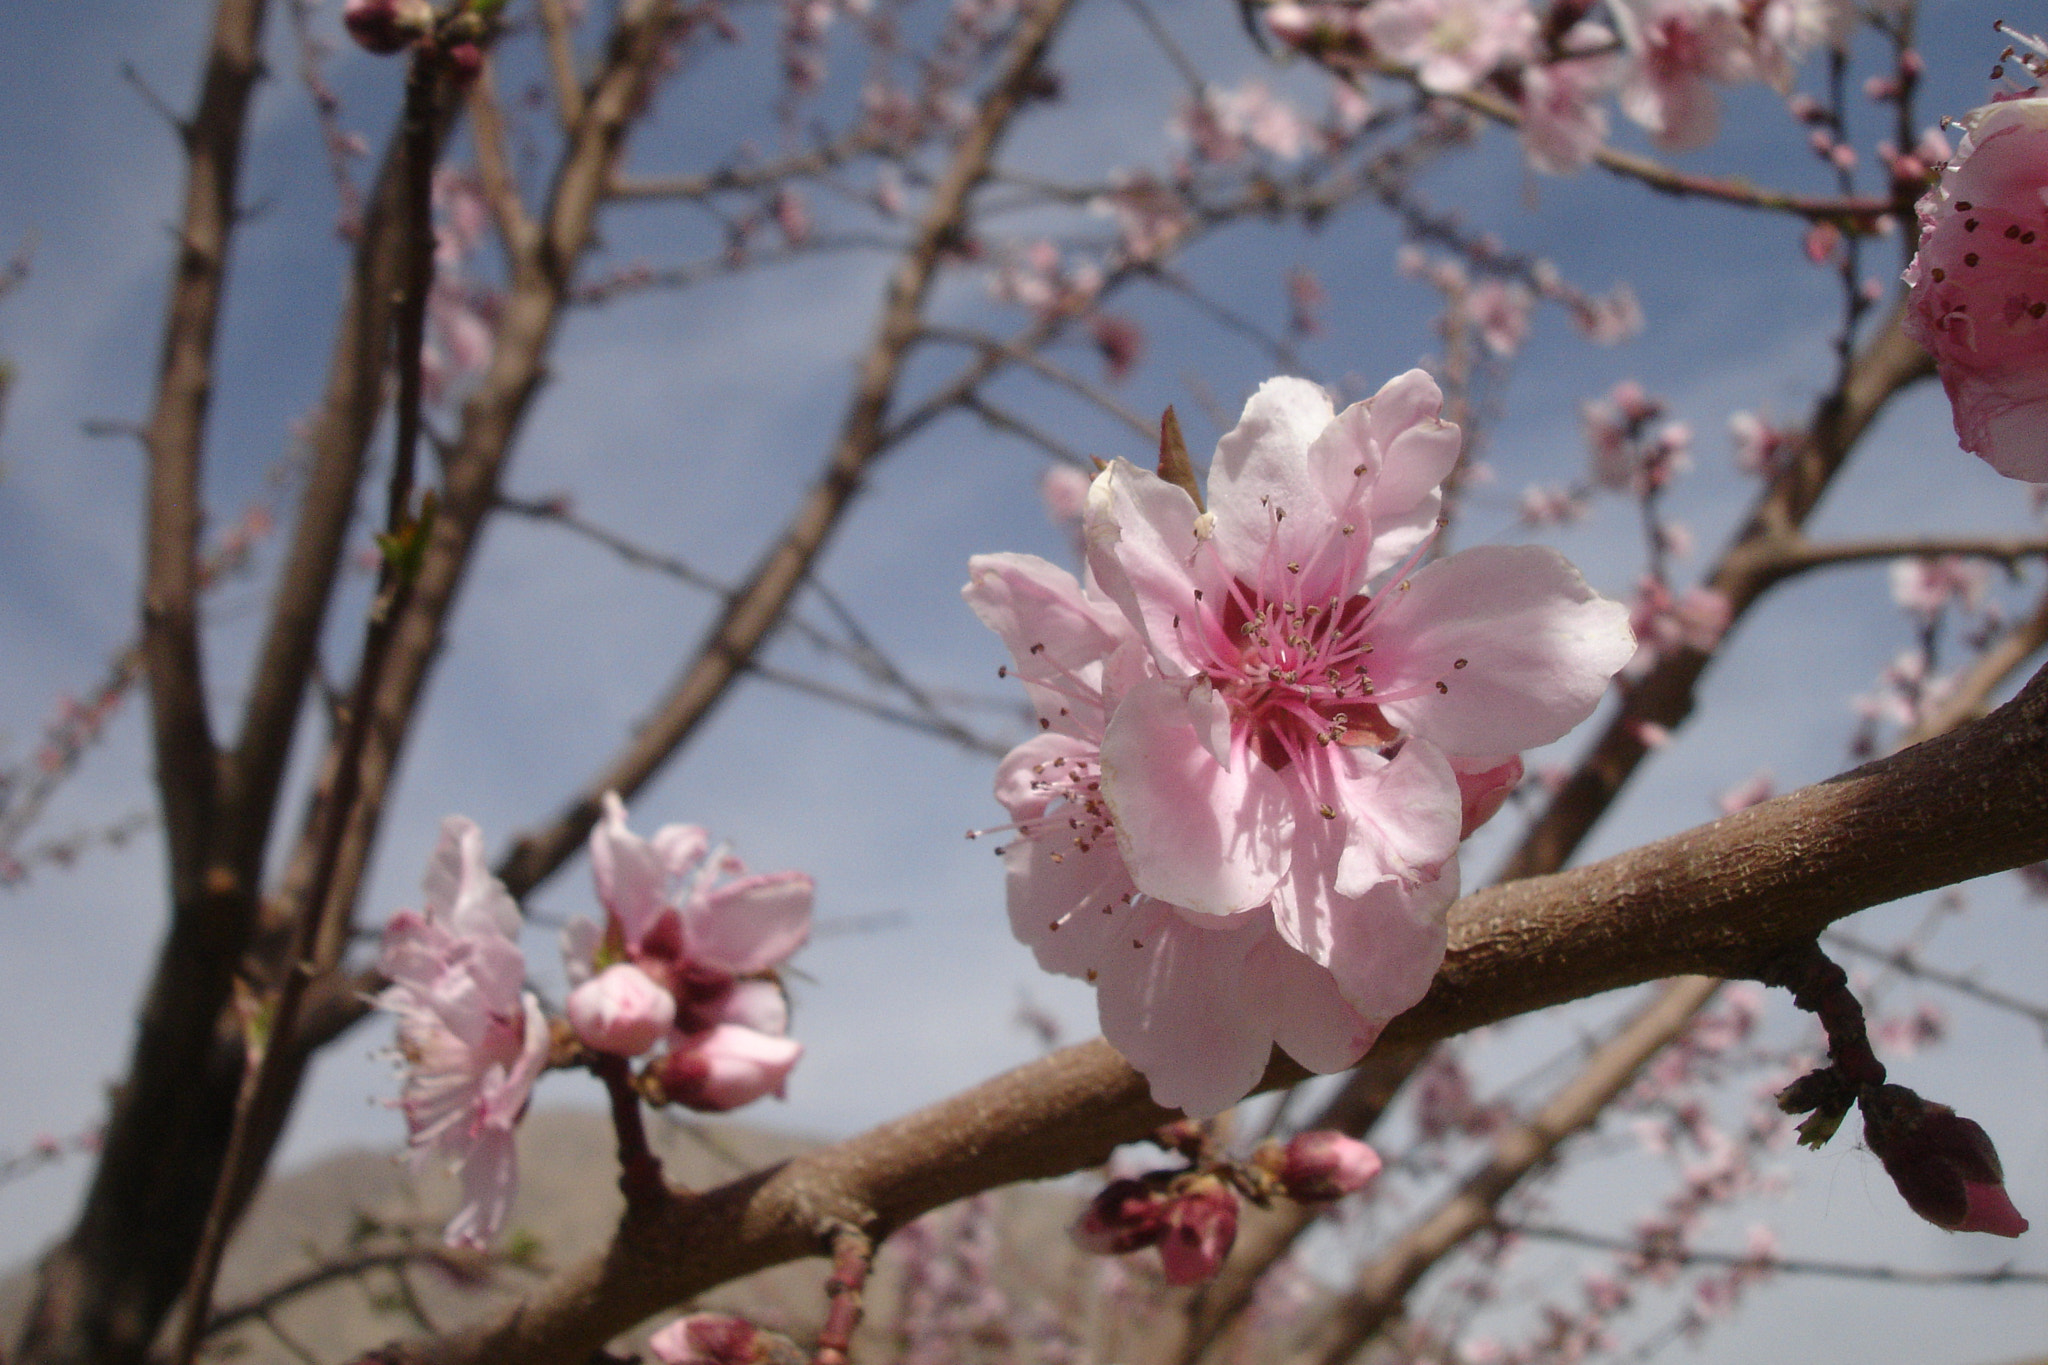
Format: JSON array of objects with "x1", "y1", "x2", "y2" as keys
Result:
[{"x1": 373, "y1": 663, "x2": 2048, "y2": 1365}]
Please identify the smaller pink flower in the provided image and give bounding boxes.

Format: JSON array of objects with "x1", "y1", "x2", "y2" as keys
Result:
[
  {"x1": 1074, "y1": 1177, "x2": 1170, "y2": 1254},
  {"x1": 649, "y1": 1024, "x2": 803, "y2": 1111},
  {"x1": 377, "y1": 816, "x2": 547, "y2": 1248},
  {"x1": 566, "y1": 962, "x2": 676, "y2": 1057},
  {"x1": 1275, "y1": 1130, "x2": 1384, "y2": 1201},
  {"x1": 647, "y1": 1314, "x2": 767, "y2": 1365},
  {"x1": 1520, "y1": 33, "x2": 1619, "y2": 176},
  {"x1": 1904, "y1": 94, "x2": 2048, "y2": 480}
]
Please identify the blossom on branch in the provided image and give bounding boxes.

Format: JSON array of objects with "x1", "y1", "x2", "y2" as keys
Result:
[
  {"x1": 968, "y1": 373, "x2": 1632, "y2": 1115},
  {"x1": 1904, "y1": 92, "x2": 2048, "y2": 480},
  {"x1": 377, "y1": 816, "x2": 548, "y2": 1248},
  {"x1": 564, "y1": 792, "x2": 812, "y2": 1108}
]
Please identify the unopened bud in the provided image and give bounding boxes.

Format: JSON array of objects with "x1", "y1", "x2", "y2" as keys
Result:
[
  {"x1": 566, "y1": 962, "x2": 675, "y2": 1057},
  {"x1": 648, "y1": 1025, "x2": 801, "y2": 1112},
  {"x1": 344, "y1": 0, "x2": 433, "y2": 54},
  {"x1": 1862, "y1": 1084, "x2": 2029, "y2": 1237},
  {"x1": 1157, "y1": 1177, "x2": 1239, "y2": 1285},
  {"x1": 1276, "y1": 1130, "x2": 1383, "y2": 1202},
  {"x1": 1073, "y1": 1177, "x2": 1168, "y2": 1255}
]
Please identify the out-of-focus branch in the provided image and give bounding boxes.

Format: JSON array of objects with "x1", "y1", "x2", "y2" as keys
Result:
[
  {"x1": 1824, "y1": 930, "x2": 2048, "y2": 1031},
  {"x1": 537, "y1": 0, "x2": 585, "y2": 130},
  {"x1": 1501, "y1": 1223, "x2": 2048, "y2": 1286},
  {"x1": 920, "y1": 322, "x2": 1156, "y2": 439},
  {"x1": 16, "y1": 6, "x2": 271, "y2": 1363},
  {"x1": 1902, "y1": 580, "x2": 2048, "y2": 742},
  {"x1": 1747, "y1": 533, "x2": 2048, "y2": 585},
  {"x1": 1496, "y1": 299, "x2": 1934, "y2": 884},
  {"x1": 494, "y1": 0, "x2": 1082, "y2": 896},
  {"x1": 373, "y1": 664, "x2": 2048, "y2": 1365},
  {"x1": 606, "y1": 125, "x2": 892, "y2": 200},
  {"x1": 1298, "y1": 978, "x2": 1723, "y2": 1365}
]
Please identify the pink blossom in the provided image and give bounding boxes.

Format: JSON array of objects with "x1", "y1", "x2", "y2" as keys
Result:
[
  {"x1": 1177, "y1": 82, "x2": 1312, "y2": 163},
  {"x1": 1889, "y1": 554, "x2": 1990, "y2": 621},
  {"x1": 1862, "y1": 1084, "x2": 2029, "y2": 1237},
  {"x1": 1275, "y1": 1130, "x2": 1384, "y2": 1200},
  {"x1": 646, "y1": 1313, "x2": 767, "y2": 1365},
  {"x1": 377, "y1": 817, "x2": 548, "y2": 1248},
  {"x1": 1728, "y1": 409, "x2": 1788, "y2": 476},
  {"x1": 1465, "y1": 278, "x2": 1534, "y2": 356},
  {"x1": 1362, "y1": 0, "x2": 1537, "y2": 95},
  {"x1": 1904, "y1": 94, "x2": 2048, "y2": 479},
  {"x1": 567, "y1": 792, "x2": 812, "y2": 1110},
  {"x1": 1519, "y1": 37, "x2": 1619, "y2": 176},
  {"x1": 968, "y1": 374, "x2": 1633, "y2": 1115},
  {"x1": 966, "y1": 555, "x2": 1392, "y2": 1115},
  {"x1": 566, "y1": 962, "x2": 676, "y2": 1057},
  {"x1": 1040, "y1": 464, "x2": 1092, "y2": 529},
  {"x1": 1610, "y1": 0, "x2": 1757, "y2": 150}
]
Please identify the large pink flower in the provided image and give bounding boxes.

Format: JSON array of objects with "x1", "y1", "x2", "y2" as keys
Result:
[
  {"x1": 967, "y1": 555, "x2": 1393, "y2": 1116},
  {"x1": 1904, "y1": 94, "x2": 2048, "y2": 481},
  {"x1": 564, "y1": 792, "x2": 813, "y2": 1105},
  {"x1": 969, "y1": 374, "x2": 1632, "y2": 1115},
  {"x1": 378, "y1": 816, "x2": 548, "y2": 1248}
]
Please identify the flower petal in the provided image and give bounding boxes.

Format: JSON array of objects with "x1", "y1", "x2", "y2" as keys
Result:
[
  {"x1": 1372, "y1": 544, "x2": 1635, "y2": 754},
  {"x1": 1100, "y1": 677, "x2": 1292, "y2": 916},
  {"x1": 688, "y1": 871, "x2": 814, "y2": 975}
]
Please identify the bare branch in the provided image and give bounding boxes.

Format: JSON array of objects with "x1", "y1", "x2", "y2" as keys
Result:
[
  {"x1": 920, "y1": 323, "x2": 1156, "y2": 440},
  {"x1": 1823, "y1": 930, "x2": 2048, "y2": 1031},
  {"x1": 606, "y1": 126, "x2": 892, "y2": 201},
  {"x1": 494, "y1": 0, "x2": 1083, "y2": 897},
  {"x1": 1750, "y1": 532, "x2": 2048, "y2": 584},
  {"x1": 958, "y1": 391, "x2": 1098, "y2": 468}
]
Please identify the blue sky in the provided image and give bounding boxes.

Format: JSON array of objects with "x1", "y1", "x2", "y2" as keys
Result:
[{"x1": 0, "y1": 0, "x2": 2043, "y2": 1358}]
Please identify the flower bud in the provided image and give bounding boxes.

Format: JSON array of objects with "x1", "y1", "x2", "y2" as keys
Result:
[
  {"x1": 344, "y1": 0, "x2": 433, "y2": 54},
  {"x1": 566, "y1": 962, "x2": 675, "y2": 1057},
  {"x1": 1157, "y1": 1177, "x2": 1239, "y2": 1285},
  {"x1": 1276, "y1": 1130, "x2": 1383, "y2": 1202},
  {"x1": 647, "y1": 1313, "x2": 766, "y2": 1365},
  {"x1": 1862, "y1": 1084, "x2": 2029, "y2": 1237},
  {"x1": 1073, "y1": 1177, "x2": 1168, "y2": 1254},
  {"x1": 649, "y1": 1025, "x2": 801, "y2": 1112}
]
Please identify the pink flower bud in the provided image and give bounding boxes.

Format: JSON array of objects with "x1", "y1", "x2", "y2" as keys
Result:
[
  {"x1": 1862, "y1": 1084, "x2": 2030, "y2": 1237},
  {"x1": 566, "y1": 962, "x2": 675, "y2": 1057},
  {"x1": 1277, "y1": 1130, "x2": 1383, "y2": 1202},
  {"x1": 651, "y1": 1025, "x2": 802, "y2": 1112},
  {"x1": 1157, "y1": 1178, "x2": 1239, "y2": 1285},
  {"x1": 1073, "y1": 1177, "x2": 1169, "y2": 1254},
  {"x1": 344, "y1": 0, "x2": 433, "y2": 54},
  {"x1": 647, "y1": 1313, "x2": 765, "y2": 1365}
]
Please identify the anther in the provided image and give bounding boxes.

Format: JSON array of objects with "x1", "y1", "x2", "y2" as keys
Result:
[
  {"x1": 1318, "y1": 803, "x2": 1337, "y2": 819},
  {"x1": 1453, "y1": 658, "x2": 1468, "y2": 669},
  {"x1": 1435, "y1": 680, "x2": 1449, "y2": 694}
]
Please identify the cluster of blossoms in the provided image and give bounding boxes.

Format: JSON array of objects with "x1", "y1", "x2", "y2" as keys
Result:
[
  {"x1": 377, "y1": 799, "x2": 811, "y2": 1246},
  {"x1": 968, "y1": 371, "x2": 1634, "y2": 1115},
  {"x1": 1262, "y1": 0, "x2": 1852, "y2": 174},
  {"x1": 1904, "y1": 73, "x2": 2048, "y2": 482},
  {"x1": 343, "y1": 0, "x2": 490, "y2": 79},
  {"x1": 1074, "y1": 1124, "x2": 1384, "y2": 1285}
]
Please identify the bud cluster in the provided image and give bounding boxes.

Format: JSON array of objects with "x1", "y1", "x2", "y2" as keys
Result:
[{"x1": 1072, "y1": 1127, "x2": 1383, "y2": 1285}]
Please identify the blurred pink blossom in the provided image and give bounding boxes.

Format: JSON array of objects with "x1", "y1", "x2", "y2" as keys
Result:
[
  {"x1": 1889, "y1": 554, "x2": 1991, "y2": 621},
  {"x1": 1362, "y1": 0, "x2": 1537, "y2": 95},
  {"x1": 377, "y1": 817, "x2": 548, "y2": 1248},
  {"x1": 646, "y1": 1313, "x2": 767, "y2": 1365}
]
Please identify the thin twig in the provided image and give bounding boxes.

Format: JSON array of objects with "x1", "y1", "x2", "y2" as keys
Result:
[
  {"x1": 1501, "y1": 1223, "x2": 2048, "y2": 1286},
  {"x1": 920, "y1": 323, "x2": 1156, "y2": 440},
  {"x1": 1822, "y1": 930, "x2": 2048, "y2": 1031}
]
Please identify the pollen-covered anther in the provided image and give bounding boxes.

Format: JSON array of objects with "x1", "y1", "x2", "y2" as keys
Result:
[
  {"x1": 1318, "y1": 803, "x2": 1337, "y2": 819},
  {"x1": 1453, "y1": 658, "x2": 1468, "y2": 669},
  {"x1": 1435, "y1": 680, "x2": 1449, "y2": 694}
]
